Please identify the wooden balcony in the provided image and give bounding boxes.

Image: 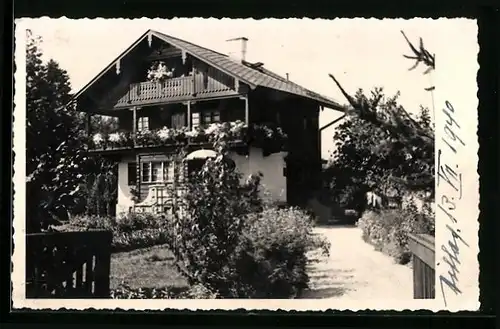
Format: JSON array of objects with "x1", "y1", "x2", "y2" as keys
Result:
[
  {"x1": 86, "y1": 122, "x2": 288, "y2": 156},
  {"x1": 115, "y1": 73, "x2": 237, "y2": 108}
]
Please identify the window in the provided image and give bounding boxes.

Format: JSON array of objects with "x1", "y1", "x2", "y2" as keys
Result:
[
  {"x1": 191, "y1": 112, "x2": 200, "y2": 128},
  {"x1": 202, "y1": 110, "x2": 220, "y2": 124},
  {"x1": 127, "y1": 162, "x2": 137, "y2": 185},
  {"x1": 191, "y1": 110, "x2": 221, "y2": 128},
  {"x1": 141, "y1": 161, "x2": 170, "y2": 183},
  {"x1": 141, "y1": 162, "x2": 151, "y2": 182},
  {"x1": 151, "y1": 162, "x2": 162, "y2": 182},
  {"x1": 137, "y1": 116, "x2": 149, "y2": 131}
]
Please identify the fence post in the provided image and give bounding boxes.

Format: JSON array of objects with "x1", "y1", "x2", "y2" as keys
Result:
[
  {"x1": 93, "y1": 231, "x2": 113, "y2": 298},
  {"x1": 408, "y1": 233, "x2": 435, "y2": 299}
]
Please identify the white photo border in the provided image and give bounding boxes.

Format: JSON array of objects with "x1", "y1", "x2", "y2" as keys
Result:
[{"x1": 12, "y1": 17, "x2": 480, "y2": 312}]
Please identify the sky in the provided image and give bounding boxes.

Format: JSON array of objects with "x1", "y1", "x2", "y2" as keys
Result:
[{"x1": 20, "y1": 18, "x2": 478, "y2": 159}]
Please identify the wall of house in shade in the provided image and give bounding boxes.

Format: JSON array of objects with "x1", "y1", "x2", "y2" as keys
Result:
[{"x1": 115, "y1": 148, "x2": 288, "y2": 216}]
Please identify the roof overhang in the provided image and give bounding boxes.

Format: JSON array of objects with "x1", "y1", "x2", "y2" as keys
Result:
[
  {"x1": 68, "y1": 29, "x2": 343, "y2": 112},
  {"x1": 151, "y1": 31, "x2": 257, "y2": 89},
  {"x1": 70, "y1": 30, "x2": 152, "y2": 103},
  {"x1": 69, "y1": 29, "x2": 258, "y2": 109}
]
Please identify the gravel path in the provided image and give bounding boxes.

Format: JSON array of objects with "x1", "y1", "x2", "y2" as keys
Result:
[{"x1": 301, "y1": 226, "x2": 413, "y2": 299}]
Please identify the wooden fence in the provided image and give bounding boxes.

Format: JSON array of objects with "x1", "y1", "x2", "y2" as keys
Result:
[
  {"x1": 26, "y1": 230, "x2": 112, "y2": 298},
  {"x1": 408, "y1": 233, "x2": 435, "y2": 299}
]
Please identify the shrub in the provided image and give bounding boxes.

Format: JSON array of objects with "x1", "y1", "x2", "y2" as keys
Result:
[
  {"x1": 165, "y1": 154, "x2": 256, "y2": 297},
  {"x1": 166, "y1": 152, "x2": 330, "y2": 298},
  {"x1": 110, "y1": 283, "x2": 218, "y2": 299},
  {"x1": 112, "y1": 228, "x2": 171, "y2": 253},
  {"x1": 233, "y1": 207, "x2": 331, "y2": 298},
  {"x1": 69, "y1": 212, "x2": 162, "y2": 231},
  {"x1": 356, "y1": 200, "x2": 434, "y2": 264},
  {"x1": 62, "y1": 212, "x2": 170, "y2": 253}
]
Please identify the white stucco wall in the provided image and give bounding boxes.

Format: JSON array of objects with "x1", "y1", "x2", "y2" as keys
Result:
[
  {"x1": 116, "y1": 155, "x2": 135, "y2": 216},
  {"x1": 230, "y1": 147, "x2": 287, "y2": 203},
  {"x1": 115, "y1": 148, "x2": 288, "y2": 215}
]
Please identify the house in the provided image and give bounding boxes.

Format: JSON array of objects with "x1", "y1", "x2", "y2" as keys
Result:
[{"x1": 70, "y1": 29, "x2": 344, "y2": 216}]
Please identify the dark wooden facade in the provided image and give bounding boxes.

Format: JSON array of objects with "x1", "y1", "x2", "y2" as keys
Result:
[{"x1": 248, "y1": 89, "x2": 322, "y2": 206}]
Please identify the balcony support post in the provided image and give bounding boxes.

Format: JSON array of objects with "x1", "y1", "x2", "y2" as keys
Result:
[
  {"x1": 241, "y1": 95, "x2": 249, "y2": 126},
  {"x1": 191, "y1": 62, "x2": 196, "y2": 95},
  {"x1": 132, "y1": 106, "x2": 137, "y2": 146},
  {"x1": 187, "y1": 101, "x2": 192, "y2": 131}
]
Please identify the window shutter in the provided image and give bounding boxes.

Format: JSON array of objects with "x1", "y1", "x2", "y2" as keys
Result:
[
  {"x1": 127, "y1": 162, "x2": 137, "y2": 185},
  {"x1": 171, "y1": 112, "x2": 186, "y2": 129}
]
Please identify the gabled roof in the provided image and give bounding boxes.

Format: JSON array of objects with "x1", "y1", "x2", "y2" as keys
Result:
[{"x1": 72, "y1": 29, "x2": 345, "y2": 111}]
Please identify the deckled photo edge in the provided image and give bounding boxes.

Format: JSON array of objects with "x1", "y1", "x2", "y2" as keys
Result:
[{"x1": 12, "y1": 17, "x2": 480, "y2": 311}]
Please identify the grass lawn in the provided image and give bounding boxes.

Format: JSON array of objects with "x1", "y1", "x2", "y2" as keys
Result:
[{"x1": 110, "y1": 244, "x2": 189, "y2": 290}]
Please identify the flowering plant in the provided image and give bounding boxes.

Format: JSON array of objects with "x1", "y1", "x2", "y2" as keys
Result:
[
  {"x1": 251, "y1": 123, "x2": 288, "y2": 154},
  {"x1": 157, "y1": 126, "x2": 174, "y2": 142},
  {"x1": 88, "y1": 121, "x2": 287, "y2": 153},
  {"x1": 92, "y1": 133, "x2": 104, "y2": 147},
  {"x1": 108, "y1": 132, "x2": 128, "y2": 148},
  {"x1": 147, "y1": 61, "x2": 174, "y2": 83},
  {"x1": 90, "y1": 131, "x2": 131, "y2": 149},
  {"x1": 136, "y1": 129, "x2": 160, "y2": 146}
]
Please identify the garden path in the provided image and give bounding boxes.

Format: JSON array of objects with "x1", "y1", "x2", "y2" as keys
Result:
[{"x1": 302, "y1": 226, "x2": 413, "y2": 299}]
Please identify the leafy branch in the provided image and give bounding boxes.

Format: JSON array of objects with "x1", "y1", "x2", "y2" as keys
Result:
[
  {"x1": 326, "y1": 31, "x2": 436, "y2": 195},
  {"x1": 328, "y1": 73, "x2": 434, "y2": 148}
]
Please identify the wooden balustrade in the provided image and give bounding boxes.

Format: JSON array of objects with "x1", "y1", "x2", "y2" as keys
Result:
[
  {"x1": 408, "y1": 233, "x2": 435, "y2": 299},
  {"x1": 115, "y1": 72, "x2": 235, "y2": 107}
]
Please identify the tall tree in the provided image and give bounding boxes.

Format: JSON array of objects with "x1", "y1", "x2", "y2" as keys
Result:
[
  {"x1": 25, "y1": 30, "x2": 86, "y2": 232},
  {"x1": 324, "y1": 89, "x2": 434, "y2": 211},
  {"x1": 325, "y1": 31, "x2": 435, "y2": 207}
]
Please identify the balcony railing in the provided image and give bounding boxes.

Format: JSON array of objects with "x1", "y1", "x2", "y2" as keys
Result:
[
  {"x1": 115, "y1": 72, "x2": 235, "y2": 107},
  {"x1": 87, "y1": 121, "x2": 288, "y2": 154}
]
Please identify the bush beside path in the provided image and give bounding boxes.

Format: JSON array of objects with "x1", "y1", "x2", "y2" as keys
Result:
[{"x1": 302, "y1": 226, "x2": 412, "y2": 300}]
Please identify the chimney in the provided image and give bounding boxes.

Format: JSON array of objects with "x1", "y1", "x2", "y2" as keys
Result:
[
  {"x1": 285, "y1": 73, "x2": 289, "y2": 81},
  {"x1": 226, "y1": 37, "x2": 248, "y2": 63}
]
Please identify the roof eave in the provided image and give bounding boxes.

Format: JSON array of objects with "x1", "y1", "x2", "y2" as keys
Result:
[
  {"x1": 151, "y1": 31, "x2": 257, "y2": 90},
  {"x1": 319, "y1": 101, "x2": 346, "y2": 112}
]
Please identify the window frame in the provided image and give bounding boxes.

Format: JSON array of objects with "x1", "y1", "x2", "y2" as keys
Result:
[
  {"x1": 192, "y1": 110, "x2": 221, "y2": 127},
  {"x1": 140, "y1": 161, "x2": 170, "y2": 183},
  {"x1": 137, "y1": 116, "x2": 150, "y2": 132},
  {"x1": 191, "y1": 112, "x2": 200, "y2": 128},
  {"x1": 204, "y1": 110, "x2": 221, "y2": 124}
]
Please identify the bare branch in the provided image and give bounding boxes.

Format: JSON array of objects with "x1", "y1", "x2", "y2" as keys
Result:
[{"x1": 401, "y1": 30, "x2": 435, "y2": 72}]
